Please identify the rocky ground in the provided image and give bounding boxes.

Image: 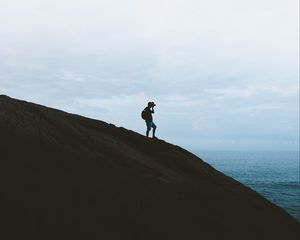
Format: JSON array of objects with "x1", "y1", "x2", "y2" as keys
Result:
[{"x1": 0, "y1": 95, "x2": 299, "y2": 240}]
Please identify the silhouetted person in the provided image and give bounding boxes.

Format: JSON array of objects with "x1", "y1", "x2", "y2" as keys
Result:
[{"x1": 142, "y1": 101, "x2": 157, "y2": 139}]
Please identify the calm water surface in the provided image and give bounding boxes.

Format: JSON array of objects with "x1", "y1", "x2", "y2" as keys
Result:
[{"x1": 195, "y1": 151, "x2": 300, "y2": 222}]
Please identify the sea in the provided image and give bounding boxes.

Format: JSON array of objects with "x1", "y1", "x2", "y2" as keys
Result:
[{"x1": 194, "y1": 150, "x2": 300, "y2": 222}]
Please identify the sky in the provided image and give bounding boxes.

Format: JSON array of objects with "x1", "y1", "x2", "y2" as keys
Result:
[{"x1": 0, "y1": 0, "x2": 299, "y2": 151}]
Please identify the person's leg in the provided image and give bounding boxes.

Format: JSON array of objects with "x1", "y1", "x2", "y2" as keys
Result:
[
  {"x1": 152, "y1": 122, "x2": 157, "y2": 137},
  {"x1": 146, "y1": 121, "x2": 151, "y2": 137}
]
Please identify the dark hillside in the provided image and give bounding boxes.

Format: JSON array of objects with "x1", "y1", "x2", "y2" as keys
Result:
[{"x1": 0, "y1": 95, "x2": 298, "y2": 240}]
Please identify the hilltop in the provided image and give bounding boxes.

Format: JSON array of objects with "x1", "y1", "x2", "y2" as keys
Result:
[{"x1": 0, "y1": 95, "x2": 298, "y2": 240}]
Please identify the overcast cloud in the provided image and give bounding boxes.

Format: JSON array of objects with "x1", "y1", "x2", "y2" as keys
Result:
[{"x1": 0, "y1": 0, "x2": 299, "y2": 150}]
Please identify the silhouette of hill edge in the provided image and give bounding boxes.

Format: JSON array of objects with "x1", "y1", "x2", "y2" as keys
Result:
[{"x1": 0, "y1": 95, "x2": 298, "y2": 240}]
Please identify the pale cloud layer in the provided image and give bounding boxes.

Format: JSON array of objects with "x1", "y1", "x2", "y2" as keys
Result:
[{"x1": 0, "y1": 0, "x2": 299, "y2": 150}]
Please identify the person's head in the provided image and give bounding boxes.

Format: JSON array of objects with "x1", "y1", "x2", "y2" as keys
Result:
[{"x1": 148, "y1": 101, "x2": 156, "y2": 107}]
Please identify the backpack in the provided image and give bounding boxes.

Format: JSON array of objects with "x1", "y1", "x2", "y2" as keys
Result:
[{"x1": 141, "y1": 109, "x2": 147, "y2": 120}]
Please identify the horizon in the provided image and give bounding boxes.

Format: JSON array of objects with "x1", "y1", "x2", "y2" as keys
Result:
[{"x1": 0, "y1": 0, "x2": 299, "y2": 151}]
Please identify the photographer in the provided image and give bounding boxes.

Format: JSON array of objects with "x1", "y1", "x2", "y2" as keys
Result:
[{"x1": 142, "y1": 101, "x2": 157, "y2": 139}]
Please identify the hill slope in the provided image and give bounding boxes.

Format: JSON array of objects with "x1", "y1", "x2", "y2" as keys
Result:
[{"x1": 0, "y1": 95, "x2": 298, "y2": 240}]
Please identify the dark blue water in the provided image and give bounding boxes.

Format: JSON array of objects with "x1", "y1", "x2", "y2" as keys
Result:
[{"x1": 195, "y1": 151, "x2": 300, "y2": 222}]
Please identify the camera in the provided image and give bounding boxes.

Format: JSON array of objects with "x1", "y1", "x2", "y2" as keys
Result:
[{"x1": 151, "y1": 102, "x2": 156, "y2": 107}]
